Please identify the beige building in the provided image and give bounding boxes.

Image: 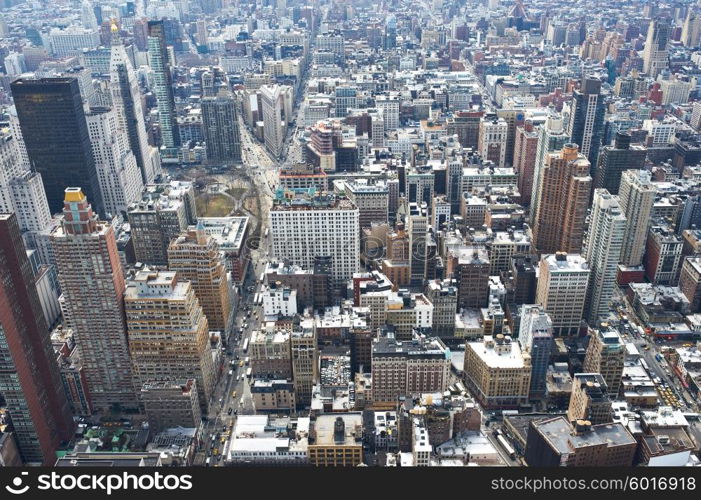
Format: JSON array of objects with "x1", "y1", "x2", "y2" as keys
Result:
[
  {"x1": 168, "y1": 226, "x2": 232, "y2": 332},
  {"x1": 463, "y1": 334, "x2": 531, "y2": 409},
  {"x1": 567, "y1": 373, "x2": 612, "y2": 425},
  {"x1": 308, "y1": 414, "x2": 363, "y2": 466},
  {"x1": 583, "y1": 328, "x2": 625, "y2": 396},
  {"x1": 251, "y1": 380, "x2": 296, "y2": 412},
  {"x1": 249, "y1": 328, "x2": 292, "y2": 379},
  {"x1": 125, "y1": 270, "x2": 215, "y2": 411}
]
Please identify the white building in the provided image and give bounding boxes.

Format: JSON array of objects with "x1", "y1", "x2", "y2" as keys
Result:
[
  {"x1": 48, "y1": 26, "x2": 100, "y2": 57},
  {"x1": 260, "y1": 84, "x2": 291, "y2": 158},
  {"x1": 262, "y1": 283, "x2": 298, "y2": 317},
  {"x1": 86, "y1": 108, "x2": 144, "y2": 218},
  {"x1": 619, "y1": 169, "x2": 656, "y2": 267},
  {"x1": 643, "y1": 118, "x2": 677, "y2": 147},
  {"x1": 536, "y1": 253, "x2": 590, "y2": 336},
  {"x1": 376, "y1": 95, "x2": 400, "y2": 131}
]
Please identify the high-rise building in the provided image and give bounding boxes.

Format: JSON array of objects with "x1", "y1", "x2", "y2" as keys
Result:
[
  {"x1": 110, "y1": 22, "x2": 160, "y2": 184},
  {"x1": 147, "y1": 20, "x2": 180, "y2": 150},
  {"x1": 167, "y1": 226, "x2": 232, "y2": 332},
  {"x1": 519, "y1": 305, "x2": 553, "y2": 398},
  {"x1": 260, "y1": 84, "x2": 289, "y2": 158},
  {"x1": 567, "y1": 373, "x2": 612, "y2": 425},
  {"x1": 642, "y1": 19, "x2": 670, "y2": 78},
  {"x1": 0, "y1": 213, "x2": 74, "y2": 464},
  {"x1": 513, "y1": 122, "x2": 540, "y2": 205},
  {"x1": 478, "y1": 115, "x2": 508, "y2": 167},
  {"x1": 125, "y1": 269, "x2": 215, "y2": 411},
  {"x1": 463, "y1": 334, "x2": 532, "y2": 409},
  {"x1": 127, "y1": 181, "x2": 197, "y2": 266},
  {"x1": 290, "y1": 323, "x2": 318, "y2": 408},
  {"x1": 536, "y1": 253, "x2": 590, "y2": 337},
  {"x1": 593, "y1": 133, "x2": 647, "y2": 194},
  {"x1": 50, "y1": 188, "x2": 137, "y2": 411},
  {"x1": 344, "y1": 180, "x2": 389, "y2": 231},
  {"x1": 532, "y1": 144, "x2": 592, "y2": 254},
  {"x1": 446, "y1": 111, "x2": 483, "y2": 149},
  {"x1": 201, "y1": 94, "x2": 242, "y2": 164},
  {"x1": 644, "y1": 226, "x2": 683, "y2": 285},
  {"x1": 140, "y1": 379, "x2": 201, "y2": 433},
  {"x1": 583, "y1": 328, "x2": 625, "y2": 396},
  {"x1": 426, "y1": 279, "x2": 458, "y2": 337},
  {"x1": 679, "y1": 256, "x2": 701, "y2": 313},
  {"x1": 85, "y1": 107, "x2": 143, "y2": 218},
  {"x1": 682, "y1": 10, "x2": 701, "y2": 48},
  {"x1": 530, "y1": 112, "x2": 570, "y2": 220},
  {"x1": 619, "y1": 170, "x2": 655, "y2": 267},
  {"x1": 11, "y1": 78, "x2": 103, "y2": 216},
  {"x1": 371, "y1": 334, "x2": 451, "y2": 405},
  {"x1": 269, "y1": 189, "x2": 359, "y2": 284},
  {"x1": 407, "y1": 202, "x2": 428, "y2": 287},
  {"x1": 583, "y1": 190, "x2": 626, "y2": 324},
  {"x1": 448, "y1": 246, "x2": 491, "y2": 309},
  {"x1": 566, "y1": 77, "x2": 605, "y2": 168}
]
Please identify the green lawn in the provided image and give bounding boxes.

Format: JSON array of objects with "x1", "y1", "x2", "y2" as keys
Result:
[{"x1": 196, "y1": 193, "x2": 234, "y2": 217}]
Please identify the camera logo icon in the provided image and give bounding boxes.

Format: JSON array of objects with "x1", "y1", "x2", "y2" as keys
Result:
[{"x1": 5, "y1": 472, "x2": 29, "y2": 495}]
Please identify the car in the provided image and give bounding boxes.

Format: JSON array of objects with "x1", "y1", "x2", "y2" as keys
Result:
[
  {"x1": 227, "y1": 408, "x2": 233, "y2": 415},
  {"x1": 234, "y1": 410, "x2": 238, "y2": 415},
  {"x1": 228, "y1": 370, "x2": 233, "y2": 376},
  {"x1": 231, "y1": 391, "x2": 237, "y2": 398}
]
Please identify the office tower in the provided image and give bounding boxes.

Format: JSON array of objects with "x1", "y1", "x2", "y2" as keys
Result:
[
  {"x1": 141, "y1": 380, "x2": 201, "y2": 433},
  {"x1": 506, "y1": 255, "x2": 538, "y2": 305},
  {"x1": 50, "y1": 188, "x2": 137, "y2": 411},
  {"x1": 127, "y1": 181, "x2": 197, "y2": 266},
  {"x1": 407, "y1": 202, "x2": 428, "y2": 287},
  {"x1": 644, "y1": 226, "x2": 683, "y2": 285},
  {"x1": 525, "y1": 416, "x2": 635, "y2": 467},
  {"x1": 334, "y1": 86, "x2": 357, "y2": 118},
  {"x1": 513, "y1": 123, "x2": 539, "y2": 205},
  {"x1": 583, "y1": 328, "x2": 625, "y2": 396},
  {"x1": 110, "y1": 22, "x2": 160, "y2": 184},
  {"x1": 643, "y1": 19, "x2": 670, "y2": 78},
  {"x1": 85, "y1": 107, "x2": 143, "y2": 217},
  {"x1": 519, "y1": 305, "x2": 553, "y2": 398},
  {"x1": 125, "y1": 270, "x2": 215, "y2": 411},
  {"x1": 463, "y1": 334, "x2": 532, "y2": 409},
  {"x1": 371, "y1": 335, "x2": 450, "y2": 405},
  {"x1": 682, "y1": 10, "x2": 701, "y2": 47},
  {"x1": 619, "y1": 170, "x2": 655, "y2": 267},
  {"x1": 11, "y1": 78, "x2": 103, "y2": 216},
  {"x1": 426, "y1": 279, "x2": 458, "y2": 337},
  {"x1": 375, "y1": 94, "x2": 400, "y2": 131},
  {"x1": 478, "y1": 115, "x2": 508, "y2": 167},
  {"x1": 536, "y1": 253, "x2": 590, "y2": 336},
  {"x1": 679, "y1": 257, "x2": 701, "y2": 313},
  {"x1": 344, "y1": 180, "x2": 389, "y2": 230},
  {"x1": 0, "y1": 213, "x2": 74, "y2": 464},
  {"x1": 260, "y1": 84, "x2": 289, "y2": 158},
  {"x1": 530, "y1": 112, "x2": 569, "y2": 221},
  {"x1": 446, "y1": 110, "x2": 483, "y2": 149},
  {"x1": 583, "y1": 190, "x2": 626, "y2": 324},
  {"x1": 567, "y1": 373, "x2": 612, "y2": 425},
  {"x1": 167, "y1": 226, "x2": 232, "y2": 332},
  {"x1": 448, "y1": 246, "x2": 490, "y2": 309},
  {"x1": 406, "y1": 168, "x2": 434, "y2": 207},
  {"x1": 290, "y1": 324, "x2": 318, "y2": 408},
  {"x1": 593, "y1": 133, "x2": 647, "y2": 194},
  {"x1": 532, "y1": 144, "x2": 592, "y2": 254},
  {"x1": 201, "y1": 94, "x2": 242, "y2": 164},
  {"x1": 566, "y1": 77, "x2": 605, "y2": 167},
  {"x1": 147, "y1": 20, "x2": 180, "y2": 150},
  {"x1": 269, "y1": 190, "x2": 359, "y2": 284}
]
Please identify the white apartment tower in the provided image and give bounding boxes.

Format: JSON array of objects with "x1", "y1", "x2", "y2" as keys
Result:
[
  {"x1": 618, "y1": 170, "x2": 656, "y2": 267},
  {"x1": 583, "y1": 190, "x2": 626, "y2": 324}
]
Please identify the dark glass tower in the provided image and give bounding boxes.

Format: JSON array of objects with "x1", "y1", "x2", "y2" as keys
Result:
[
  {"x1": 593, "y1": 132, "x2": 647, "y2": 194},
  {"x1": 201, "y1": 94, "x2": 242, "y2": 163},
  {"x1": 148, "y1": 20, "x2": 181, "y2": 149},
  {"x1": 11, "y1": 77, "x2": 103, "y2": 216},
  {"x1": 567, "y1": 76, "x2": 606, "y2": 173},
  {"x1": 0, "y1": 213, "x2": 74, "y2": 464}
]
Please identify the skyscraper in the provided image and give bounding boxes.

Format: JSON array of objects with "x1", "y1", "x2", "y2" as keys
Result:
[
  {"x1": 530, "y1": 111, "x2": 569, "y2": 221},
  {"x1": 532, "y1": 144, "x2": 592, "y2": 254},
  {"x1": 168, "y1": 226, "x2": 233, "y2": 333},
  {"x1": 125, "y1": 269, "x2": 215, "y2": 412},
  {"x1": 0, "y1": 213, "x2": 74, "y2": 464},
  {"x1": 682, "y1": 10, "x2": 701, "y2": 48},
  {"x1": 618, "y1": 170, "x2": 656, "y2": 268},
  {"x1": 290, "y1": 324, "x2": 318, "y2": 408},
  {"x1": 519, "y1": 305, "x2": 554, "y2": 399},
  {"x1": 593, "y1": 132, "x2": 647, "y2": 194},
  {"x1": 148, "y1": 20, "x2": 180, "y2": 151},
  {"x1": 583, "y1": 328, "x2": 625, "y2": 396},
  {"x1": 583, "y1": 190, "x2": 626, "y2": 324},
  {"x1": 260, "y1": 84, "x2": 288, "y2": 158},
  {"x1": 85, "y1": 107, "x2": 143, "y2": 218},
  {"x1": 11, "y1": 78, "x2": 103, "y2": 216},
  {"x1": 566, "y1": 77, "x2": 605, "y2": 168},
  {"x1": 201, "y1": 94, "x2": 242, "y2": 164},
  {"x1": 50, "y1": 188, "x2": 137, "y2": 411},
  {"x1": 109, "y1": 21, "x2": 161, "y2": 184},
  {"x1": 643, "y1": 19, "x2": 670, "y2": 78}
]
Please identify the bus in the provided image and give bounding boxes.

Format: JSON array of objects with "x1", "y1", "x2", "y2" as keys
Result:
[
  {"x1": 264, "y1": 228, "x2": 269, "y2": 238},
  {"x1": 246, "y1": 367, "x2": 252, "y2": 378},
  {"x1": 253, "y1": 293, "x2": 259, "y2": 305},
  {"x1": 259, "y1": 272, "x2": 265, "y2": 284},
  {"x1": 242, "y1": 338, "x2": 249, "y2": 353},
  {"x1": 494, "y1": 430, "x2": 517, "y2": 460}
]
